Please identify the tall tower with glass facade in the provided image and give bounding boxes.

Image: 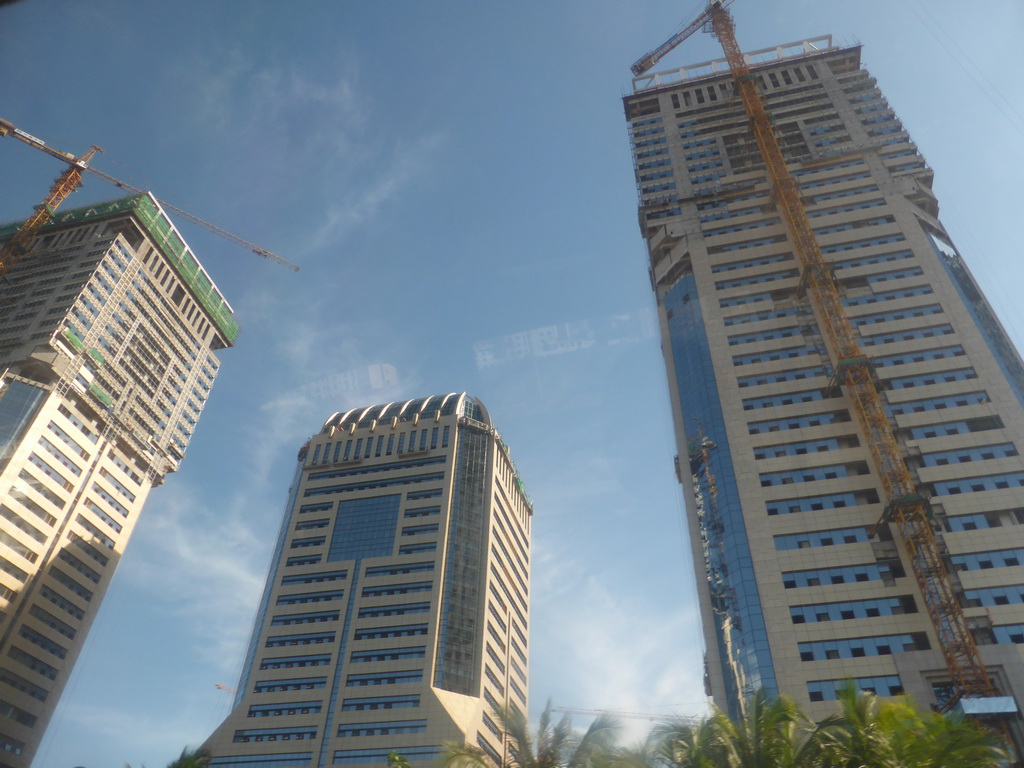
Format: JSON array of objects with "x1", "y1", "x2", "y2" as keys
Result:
[
  {"x1": 0, "y1": 193, "x2": 234, "y2": 766},
  {"x1": 625, "y1": 38, "x2": 1024, "y2": 722},
  {"x1": 203, "y1": 394, "x2": 531, "y2": 768}
]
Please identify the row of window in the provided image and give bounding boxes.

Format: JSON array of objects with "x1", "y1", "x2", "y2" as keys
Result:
[
  {"x1": 767, "y1": 489, "x2": 877, "y2": 516},
  {"x1": 798, "y1": 632, "x2": 927, "y2": 661},
  {"x1": 946, "y1": 508, "x2": 1024, "y2": 532},
  {"x1": 760, "y1": 462, "x2": 863, "y2": 487},
  {"x1": 935, "y1": 472, "x2": 1024, "y2": 496},
  {"x1": 233, "y1": 726, "x2": 317, "y2": 743},
  {"x1": 809, "y1": 675, "x2": 903, "y2": 702},
  {"x1": 791, "y1": 596, "x2": 915, "y2": 624},
  {"x1": 732, "y1": 344, "x2": 820, "y2": 367},
  {"x1": 774, "y1": 527, "x2": 869, "y2": 551},
  {"x1": 844, "y1": 285, "x2": 933, "y2": 308},
  {"x1": 259, "y1": 654, "x2": 330, "y2": 670},
  {"x1": 922, "y1": 443, "x2": 1018, "y2": 467},
  {"x1": 861, "y1": 324, "x2": 952, "y2": 348},
  {"x1": 336, "y1": 719, "x2": 427, "y2": 737},
  {"x1": 728, "y1": 325, "x2": 802, "y2": 347},
  {"x1": 346, "y1": 669, "x2": 423, "y2": 686},
  {"x1": 738, "y1": 365, "x2": 823, "y2": 389},
  {"x1": 743, "y1": 389, "x2": 824, "y2": 411},
  {"x1": 303, "y1": 473, "x2": 445, "y2": 498},
  {"x1": 783, "y1": 560, "x2": 903, "y2": 589},
  {"x1": 710, "y1": 251, "x2": 790, "y2": 274},
  {"x1": 276, "y1": 590, "x2": 344, "y2": 606},
  {"x1": 704, "y1": 217, "x2": 780, "y2": 240},
  {"x1": 951, "y1": 548, "x2": 1024, "y2": 571},
  {"x1": 748, "y1": 410, "x2": 848, "y2": 435},
  {"x1": 307, "y1": 455, "x2": 446, "y2": 481},
  {"x1": 887, "y1": 368, "x2": 976, "y2": 390},
  {"x1": 723, "y1": 305, "x2": 803, "y2": 327}
]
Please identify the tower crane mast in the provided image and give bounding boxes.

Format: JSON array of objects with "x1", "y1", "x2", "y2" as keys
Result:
[
  {"x1": 0, "y1": 116, "x2": 298, "y2": 280},
  {"x1": 632, "y1": 0, "x2": 1014, "y2": 746}
]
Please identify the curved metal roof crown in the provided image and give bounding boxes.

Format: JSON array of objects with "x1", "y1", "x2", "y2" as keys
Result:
[{"x1": 321, "y1": 393, "x2": 488, "y2": 432}]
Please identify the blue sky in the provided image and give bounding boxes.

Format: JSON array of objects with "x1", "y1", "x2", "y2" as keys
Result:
[{"x1": 2, "y1": 1, "x2": 1023, "y2": 765}]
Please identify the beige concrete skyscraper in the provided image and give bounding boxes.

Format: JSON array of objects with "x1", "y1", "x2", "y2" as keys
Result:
[
  {"x1": 203, "y1": 394, "x2": 531, "y2": 768},
  {"x1": 625, "y1": 36, "x2": 1024, "y2": 728},
  {"x1": 0, "y1": 194, "x2": 234, "y2": 766}
]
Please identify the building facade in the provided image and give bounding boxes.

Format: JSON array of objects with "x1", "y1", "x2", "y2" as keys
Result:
[
  {"x1": 625, "y1": 38, "x2": 1024, "y2": 722},
  {"x1": 0, "y1": 194, "x2": 234, "y2": 766},
  {"x1": 203, "y1": 394, "x2": 532, "y2": 768}
]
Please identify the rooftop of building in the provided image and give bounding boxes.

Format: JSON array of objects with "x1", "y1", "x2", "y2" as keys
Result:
[
  {"x1": 630, "y1": 34, "x2": 860, "y2": 94},
  {"x1": 0, "y1": 193, "x2": 238, "y2": 344},
  {"x1": 321, "y1": 393, "x2": 485, "y2": 431},
  {"x1": 317, "y1": 393, "x2": 532, "y2": 511}
]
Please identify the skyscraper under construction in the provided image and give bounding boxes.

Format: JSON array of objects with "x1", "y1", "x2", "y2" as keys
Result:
[
  {"x1": 0, "y1": 194, "x2": 234, "y2": 766},
  {"x1": 625, "y1": 28, "x2": 1024, "y2": 733}
]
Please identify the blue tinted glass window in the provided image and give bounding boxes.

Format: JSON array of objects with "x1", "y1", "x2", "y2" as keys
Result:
[
  {"x1": 728, "y1": 326, "x2": 802, "y2": 346},
  {"x1": 886, "y1": 369, "x2": 976, "y2": 390},
  {"x1": 783, "y1": 561, "x2": 901, "y2": 588},
  {"x1": 798, "y1": 633, "x2": 925, "y2": 661},
  {"x1": 328, "y1": 495, "x2": 400, "y2": 561},
  {"x1": 861, "y1": 324, "x2": 953, "y2": 347},
  {"x1": 963, "y1": 585, "x2": 1024, "y2": 607},
  {"x1": 790, "y1": 596, "x2": 913, "y2": 624},
  {"x1": 808, "y1": 676, "x2": 903, "y2": 701},
  {"x1": 843, "y1": 285, "x2": 933, "y2": 307},
  {"x1": 748, "y1": 411, "x2": 848, "y2": 435},
  {"x1": 993, "y1": 624, "x2": 1024, "y2": 644},
  {"x1": 766, "y1": 491, "x2": 870, "y2": 515},
  {"x1": 951, "y1": 548, "x2": 1024, "y2": 571},
  {"x1": 760, "y1": 463, "x2": 854, "y2": 487},
  {"x1": 851, "y1": 304, "x2": 942, "y2": 327},
  {"x1": 934, "y1": 473, "x2": 1024, "y2": 496},
  {"x1": 774, "y1": 527, "x2": 869, "y2": 550},
  {"x1": 923, "y1": 443, "x2": 1017, "y2": 467},
  {"x1": 711, "y1": 252, "x2": 790, "y2": 273},
  {"x1": 887, "y1": 392, "x2": 987, "y2": 416}
]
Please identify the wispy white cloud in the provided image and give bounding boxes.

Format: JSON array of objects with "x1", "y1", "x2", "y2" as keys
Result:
[
  {"x1": 174, "y1": 43, "x2": 447, "y2": 259},
  {"x1": 531, "y1": 542, "x2": 709, "y2": 727},
  {"x1": 49, "y1": 696, "x2": 226, "y2": 764},
  {"x1": 192, "y1": 48, "x2": 367, "y2": 164},
  {"x1": 128, "y1": 483, "x2": 270, "y2": 667},
  {"x1": 311, "y1": 130, "x2": 447, "y2": 249}
]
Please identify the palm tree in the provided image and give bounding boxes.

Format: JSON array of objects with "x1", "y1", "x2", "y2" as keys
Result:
[
  {"x1": 442, "y1": 702, "x2": 620, "y2": 768},
  {"x1": 655, "y1": 690, "x2": 835, "y2": 768},
  {"x1": 122, "y1": 745, "x2": 211, "y2": 768},
  {"x1": 651, "y1": 715, "x2": 723, "y2": 768},
  {"x1": 821, "y1": 684, "x2": 1006, "y2": 768},
  {"x1": 164, "y1": 747, "x2": 211, "y2": 768}
]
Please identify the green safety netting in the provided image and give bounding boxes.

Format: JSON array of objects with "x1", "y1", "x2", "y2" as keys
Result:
[{"x1": 1, "y1": 194, "x2": 239, "y2": 344}]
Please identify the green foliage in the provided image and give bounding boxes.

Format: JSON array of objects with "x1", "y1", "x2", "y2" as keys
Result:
[
  {"x1": 122, "y1": 746, "x2": 211, "y2": 768},
  {"x1": 654, "y1": 687, "x2": 1006, "y2": 768},
  {"x1": 819, "y1": 685, "x2": 1005, "y2": 768},
  {"x1": 655, "y1": 690, "x2": 836, "y2": 768},
  {"x1": 442, "y1": 701, "x2": 620, "y2": 768},
  {"x1": 447, "y1": 689, "x2": 1005, "y2": 768},
  {"x1": 164, "y1": 747, "x2": 211, "y2": 768}
]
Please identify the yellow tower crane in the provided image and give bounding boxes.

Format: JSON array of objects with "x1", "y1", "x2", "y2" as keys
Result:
[
  {"x1": 0, "y1": 116, "x2": 299, "y2": 281},
  {"x1": 632, "y1": 0, "x2": 1016, "y2": 749}
]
